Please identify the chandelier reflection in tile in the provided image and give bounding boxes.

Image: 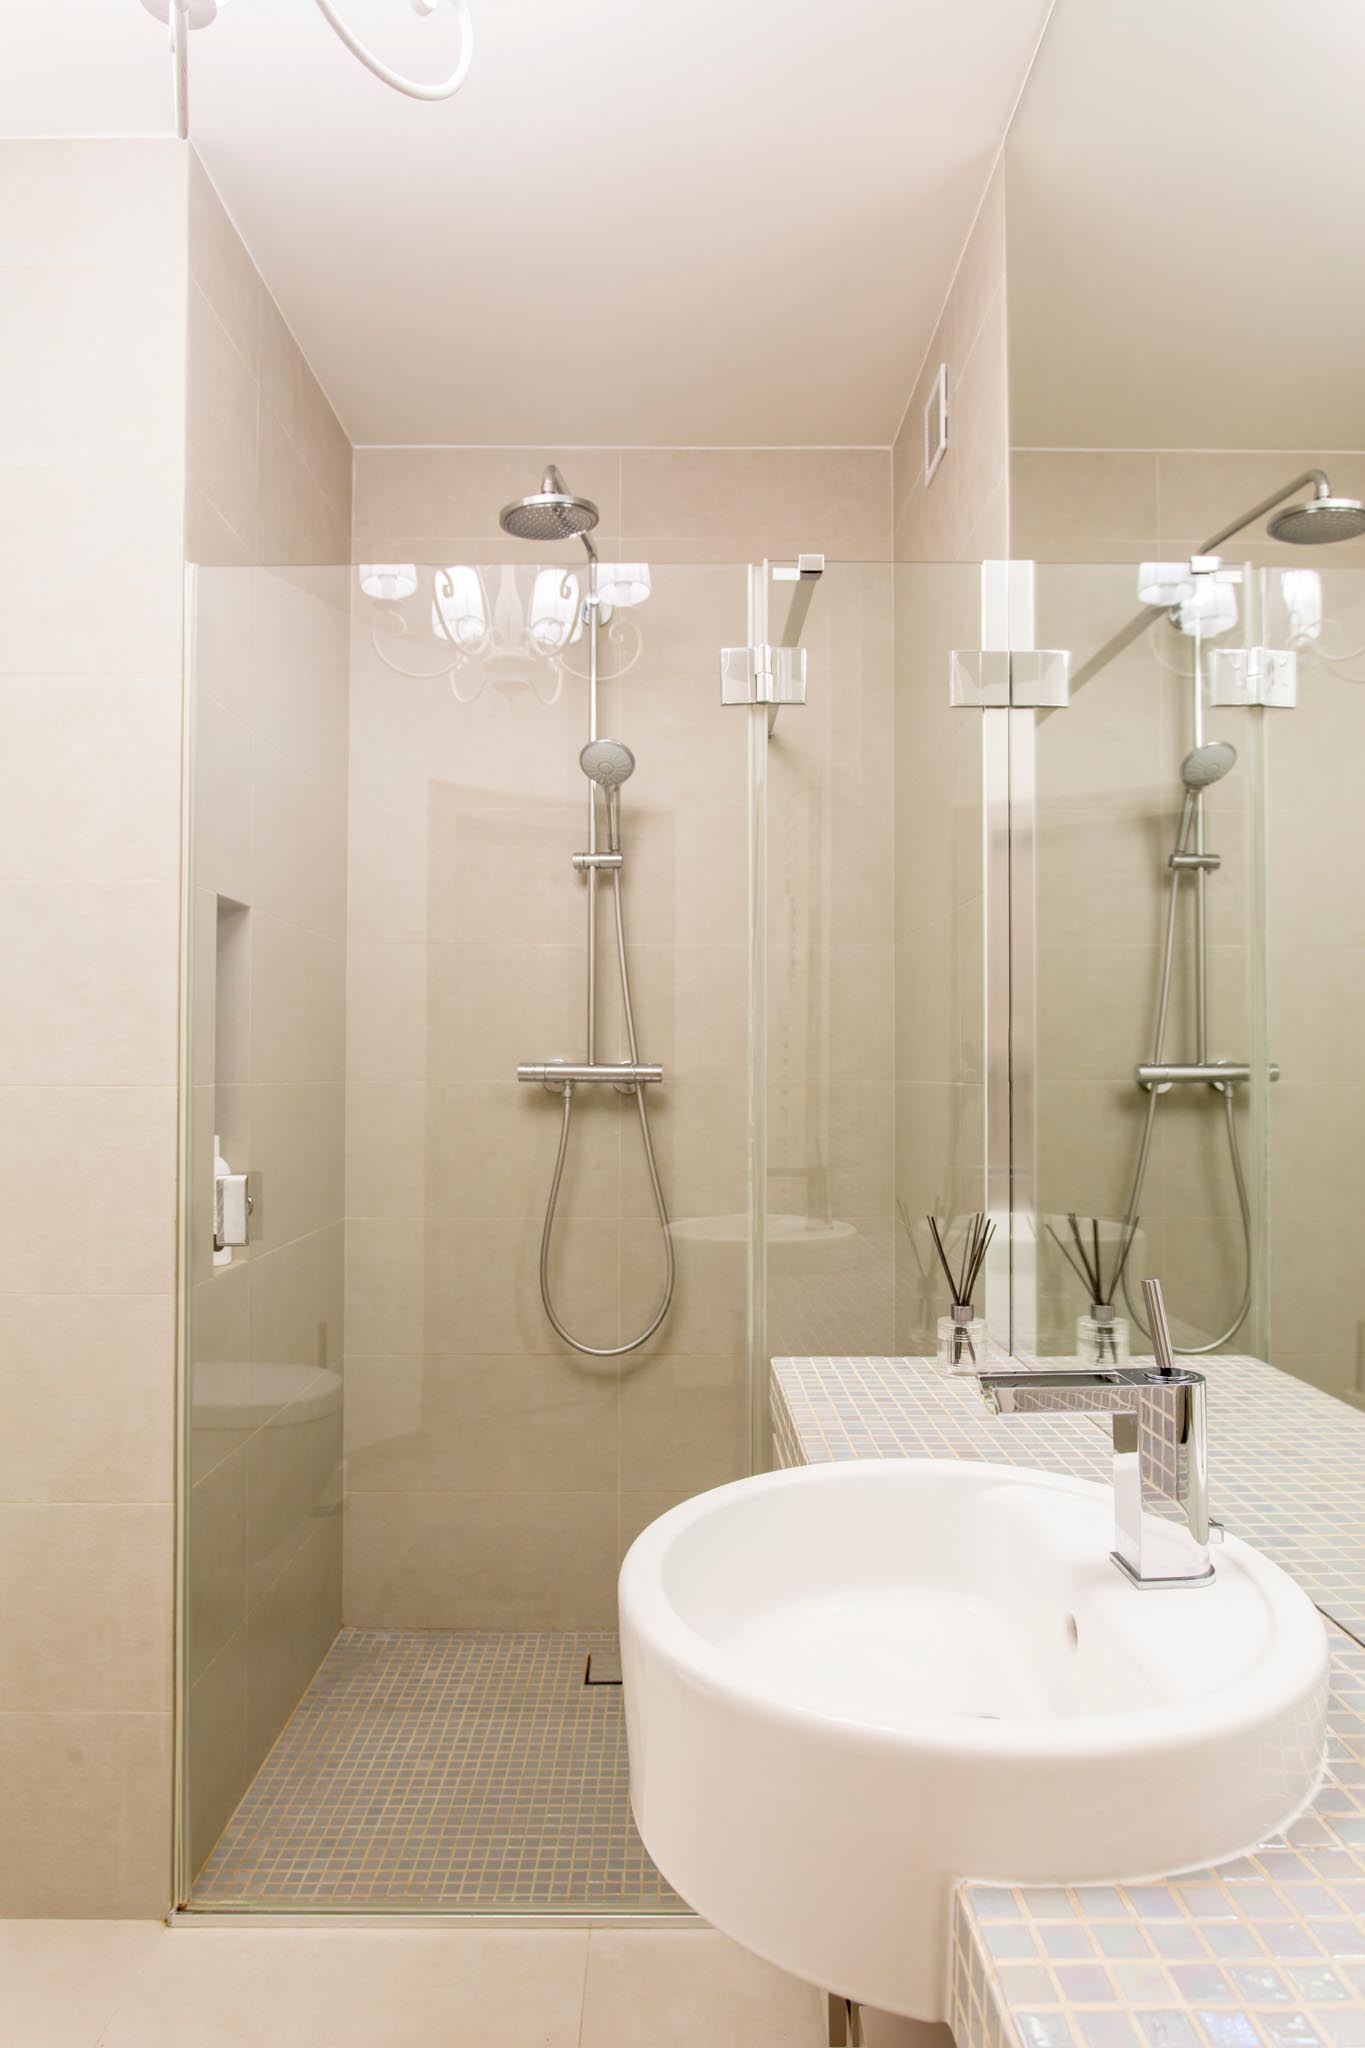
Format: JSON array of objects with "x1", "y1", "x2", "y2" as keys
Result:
[{"x1": 359, "y1": 562, "x2": 650, "y2": 703}]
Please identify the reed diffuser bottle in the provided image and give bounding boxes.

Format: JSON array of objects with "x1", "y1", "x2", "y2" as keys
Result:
[
  {"x1": 927, "y1": 1212, "x2": 994, "y2": 1370},
  {"x1": 1048, "y1": 1213, "x2": 1137, "y2": 1365}
]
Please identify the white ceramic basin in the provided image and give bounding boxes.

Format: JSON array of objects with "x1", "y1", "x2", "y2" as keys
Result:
[{"x1": 619, "y1": 1459, "x2": 1328, "y2": 2022}]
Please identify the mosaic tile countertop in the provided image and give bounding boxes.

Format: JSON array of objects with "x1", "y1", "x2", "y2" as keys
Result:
[{"x1": 771, "y1": 1355, "x2": 1365, "y2": 2048}]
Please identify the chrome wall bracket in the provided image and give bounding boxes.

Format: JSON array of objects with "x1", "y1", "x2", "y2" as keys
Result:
[
  {"x1": 1207, "y1": 646, "x2": 1297, "y2": 709},
  {"x1": 950, "y1": 648, "x2": 1071, "y2": 708}
]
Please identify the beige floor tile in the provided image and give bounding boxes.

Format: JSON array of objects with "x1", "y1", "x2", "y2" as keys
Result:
[
  {"x1": 581, "y1": 1928, "x2": 826, "y2": 2048},
  {"x1": 101, "y1": 1927, "x2": 590, "y2": 2048},
  {"x1": 0, "y1": 1918, "x2": 163, "y2": 2048}
]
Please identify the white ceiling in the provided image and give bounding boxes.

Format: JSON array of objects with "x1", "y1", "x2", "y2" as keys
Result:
[{"x1": 1, "y1": 0, "x2": 1052, "y2": 446}]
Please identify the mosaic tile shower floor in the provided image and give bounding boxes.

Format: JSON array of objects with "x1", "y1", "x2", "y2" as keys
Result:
[{"x1": 193, "y1": 1629, "x2": 686, "y2": 1912}]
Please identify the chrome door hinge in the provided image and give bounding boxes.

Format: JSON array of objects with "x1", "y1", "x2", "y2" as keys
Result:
[
  {"x1": 719, "y1": 643, "x2": 808, "y2": 708},
  {"x1": 1207, "y1": 646, "x2": 1297, "y2": 708},
  {"x1": 949, "y1": 648, "x2": 1071, "y2": 708}
]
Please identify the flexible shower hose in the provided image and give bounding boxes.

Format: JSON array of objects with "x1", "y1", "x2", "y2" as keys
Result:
[
  {"x1": 537, "y1": 865, "x2": 675, "y2": 1357},
  {"x1": 1119, "y1": 805, "x2": 1253, "y2": 1353}
]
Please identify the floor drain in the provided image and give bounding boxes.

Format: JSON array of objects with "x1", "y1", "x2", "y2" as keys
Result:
[{"x1": 584, "y1": 1649, "x2": 623, "y2": 1686}]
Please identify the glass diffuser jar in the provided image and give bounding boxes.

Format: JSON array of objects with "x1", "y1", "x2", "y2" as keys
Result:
[
  {"x1": 937, "y1": 1303, "x2": 986, "y2": 1372},
  {"x1": 1077, "y1": 1301, "x2": 1130, "y2": 1366}
]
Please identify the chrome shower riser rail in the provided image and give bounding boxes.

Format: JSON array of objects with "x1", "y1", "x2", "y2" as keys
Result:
[{"x1": 497, "y1": 509, "x2": 675, "y2": 1362}]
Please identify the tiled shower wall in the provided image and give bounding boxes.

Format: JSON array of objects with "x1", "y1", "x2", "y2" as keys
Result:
[
  {"x1": 342, "y1": 446, "x2": 891, "y2": 1626},
  {"x1": 182, "y1": 156, "x2": 353, "y2": 1873}
]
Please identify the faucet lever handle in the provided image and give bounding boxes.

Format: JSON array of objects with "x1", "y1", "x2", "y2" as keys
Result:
[{"x1": 1142, "y1": 1276, "x2": 1177, "y2": 1375}]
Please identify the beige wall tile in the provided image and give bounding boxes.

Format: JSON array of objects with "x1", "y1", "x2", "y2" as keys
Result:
[
  {"x1": 618, "y1": 1082, "x2": 746, "y2": 1222},
  {"x1": 580, "y1": 1928, "x2": 825, "y2": 2048},
  {"x1": 622, "y1": 1230, "x2": 744, "y2": 1358},
  {"x1": 345, "y1": 1353, "x2": 618, "y2": 1497},
  {"x1": 189, "y1": 1261, "x2": 252, "y2": 1485},
  {"x1": 186, "y1": 151, "x2": 352, "y2": 573},
  {"x1": 0, "y1": 1919, "x2": 166, "y2": 2047},
  {"x1": 1009, "y1": 450, "x2": 1159, "y2": 559},
  {"x1": 259, "y1": 293, "x2": 353, "y2": 515},
  {"x1": 252, "y1": 741, "x2": 348, "y2": 939},
  {"x1": 189, "y1": 1453, "x2": 247, "y2": 1684},
  {"x1": 0, "y1": 139, "x2": 184, "y2": 268},
  {"x1": 257, "y1": 407, "x2": 350, "y2": 566},
  {"x1": 246, "y1": 1392, "x2": 343, "y2": 1611},
  {"x1": 1, "y1": 264, "x2": 187, "y2": 472},
  {"x1": 244, "y1": 1521, "x2": 341, "y2": 1771},
  {"x1": 186, "y1": 278, "x2": 260, "y2": 562},
  {"x1": 0, "y1": 1504, "x2": 172, "y2": 1713},
  {"x1": 0, "y1": 881, "x2": 177, "y2": 1086},
  {"x1": 0, "y1": 1711, "x2": 172, "y2": 1917},
  {"x1": 0, "y1": 675, "x2": 180, "y2": 883},
  {"x1": 0, "y1": 1295, "x2": 174, "y2": 1505},
  {"x1": 618, "y1": 1354, "x2": 746, "y2": 1494},
  {"x1": 250, "y1": 917, "x2": 346, "y2": 1084},
  {"x1": 0, "y1": 462, "x2": 185, "y2": 676},
  {"x1": 187, "y1": 1636, "x2": 249, "y2": 1876},
  {"x1": 99, "y1": 1926, "x2": 590, "y2": 2048},
  {"x1": 248, "y1": 1082, "x2": 344, "y2": 1254},
  {"x1": 343, "y1": 1489, "x2": 618, "y2": 1630},
  {"x1": 188, "y1": 153, "x2": 261, "y2": 377},
  {"x1": 619, "y1": 447, "x2": 890, "y2": 563},
  {"x1": 0, "y1": 1086, "x2": 175, "y2": 1296},
  {"x1": 351, "y1": 445, "x2": 622, "y2": 562}
]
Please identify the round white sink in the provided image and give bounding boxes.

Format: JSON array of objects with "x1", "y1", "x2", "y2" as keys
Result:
[{"x1": 619, "y1": 1459, "x2": 1328, "y2": 2022}]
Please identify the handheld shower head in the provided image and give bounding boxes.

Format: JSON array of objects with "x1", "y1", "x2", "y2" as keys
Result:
[
  {"x1": 499, "y1": 465, "x2": 601, "y2": 550},
  {"x1": 1266, "y1": 494, "x2": 1365, "y2": 546},
  {"x1": 1181, "y1": 741, "x2": 1237, "y2": 792},
  {"x1": 580, "y1": 740, "x2": 635, "y2": 789}
]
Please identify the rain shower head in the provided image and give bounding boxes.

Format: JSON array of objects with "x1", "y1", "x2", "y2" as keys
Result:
[
  {"x1": 580, "y1": 740, "x2": 635, "y2": 788},
  {"x1": 1181, "y1": 741, "x2": 1237, "y2": 792},
  {"x1": 499, "y1": 466, "x2": 601, "y2": 548},
  {"x1": 1266, "y1": 494, "x2": 1365, "y2": 545}
]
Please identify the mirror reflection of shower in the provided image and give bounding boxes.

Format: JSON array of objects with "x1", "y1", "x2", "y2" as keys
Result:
[
  {"x1": 1117, "y1": 470, "x2": 1364, "y2": 1352},
  {"x1": 505, "y1": 469, "x2": 675, "y2": 1356}
]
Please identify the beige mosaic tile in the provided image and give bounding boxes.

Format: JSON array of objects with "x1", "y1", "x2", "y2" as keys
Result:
[{"x1": 193, "y1": 1629, "x2": 684, "y2": 1912}]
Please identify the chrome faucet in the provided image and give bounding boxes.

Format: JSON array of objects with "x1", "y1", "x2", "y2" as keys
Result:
[{"x1": 977, "y1": 1279, "x2": 1217, "y2": 1589}]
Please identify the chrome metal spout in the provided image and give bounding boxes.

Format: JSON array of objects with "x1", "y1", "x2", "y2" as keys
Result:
[{"x1": 977, "y1": 1347, "x2": 1216, "y2": 1589}]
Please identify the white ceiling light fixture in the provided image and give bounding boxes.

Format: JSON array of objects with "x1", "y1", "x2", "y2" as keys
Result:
[
  {"x1": 363, "y1": 564, "x2": 648, "y2": 706},
  {"x1": 311, "y1": 0, "x2": 474, "y2": 103},
  {"x1": 596, "y1": 564, "x2": 652, "y2": 610},
  {"x1": 358, "y1": 562, "x2": 419, "y2": 600},
  {"x1": 139, "y1": 0, "x2": 473, "y2": 139}
]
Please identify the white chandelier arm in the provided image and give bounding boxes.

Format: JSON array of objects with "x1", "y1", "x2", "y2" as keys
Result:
[
  {"x1": 370, "y1": 610, "x2": 470, "y2": 682},
  {"x1": 311, "y1": 0, "x2": 474, "y2": 101}
]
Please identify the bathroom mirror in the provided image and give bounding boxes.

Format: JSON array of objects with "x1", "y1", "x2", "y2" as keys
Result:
[{"x1": 1002, "y1": 0, "x2": 1365, "y2": 1421}]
